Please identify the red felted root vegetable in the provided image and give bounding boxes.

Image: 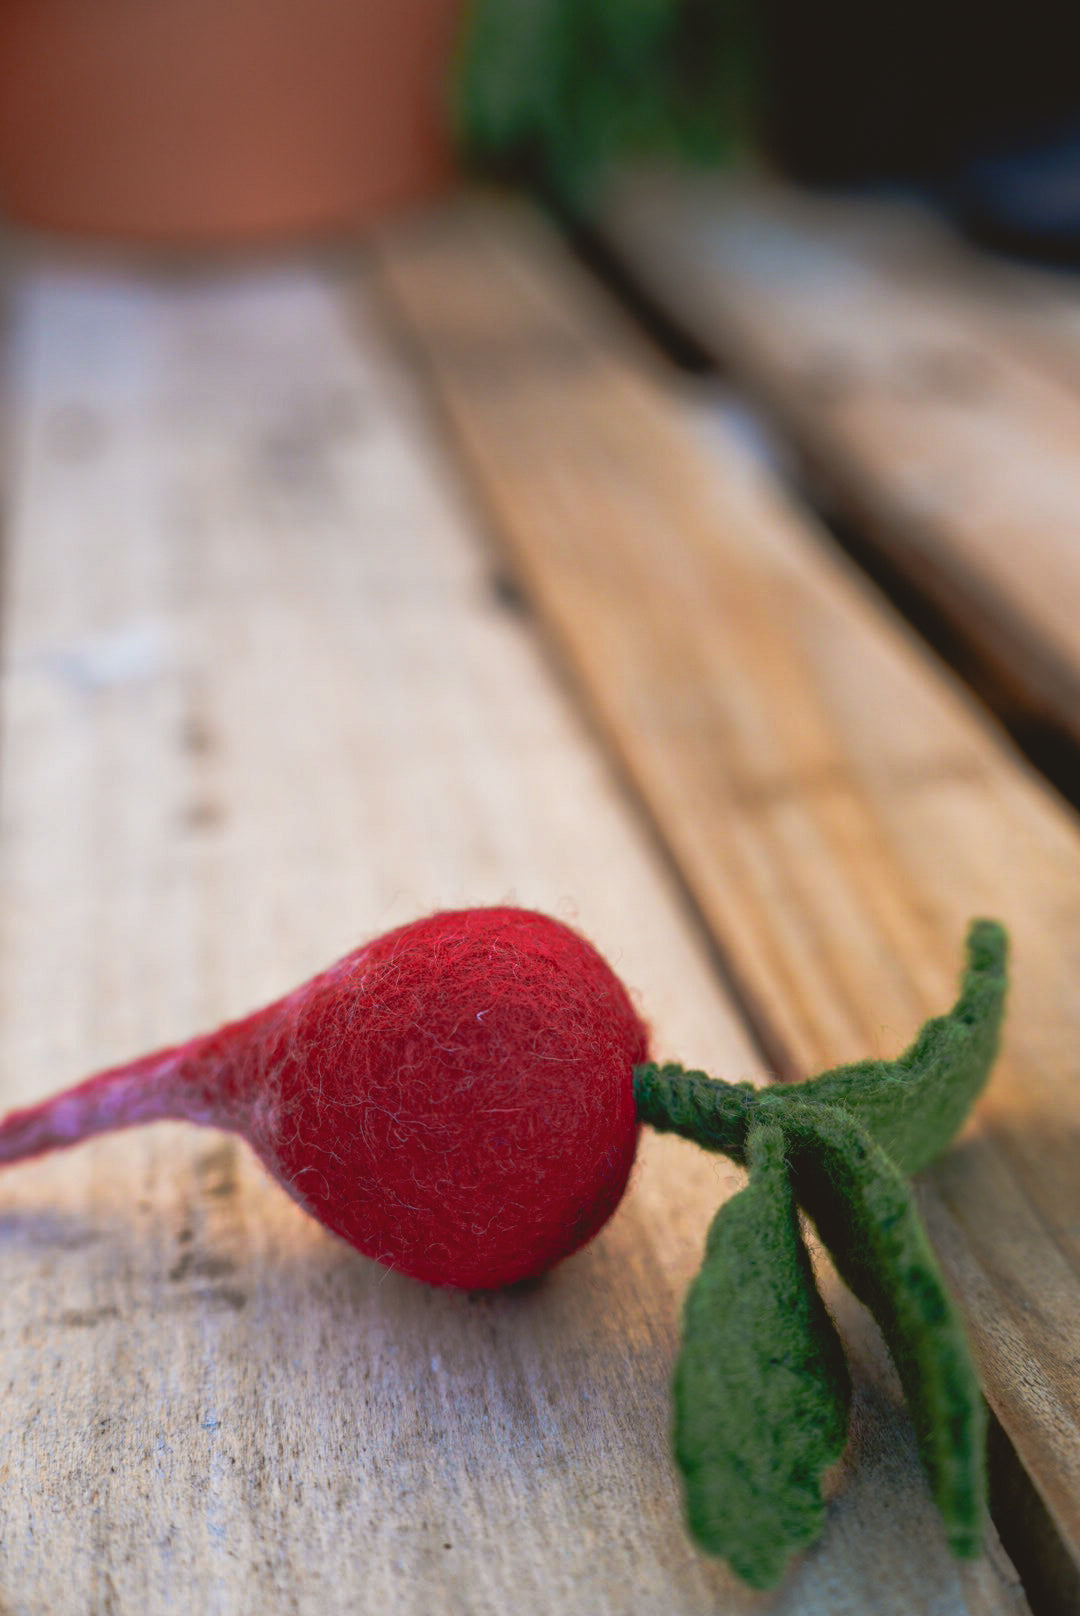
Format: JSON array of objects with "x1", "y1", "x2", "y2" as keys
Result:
[
  {"x1": 0, "y1": 907, "x2": 646, "y2": 1288},
  {"x1": 0, "y1": 904, "x2": 1009, "y2": 1587}
]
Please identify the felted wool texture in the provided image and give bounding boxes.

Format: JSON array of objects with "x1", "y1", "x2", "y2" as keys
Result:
[
  {"x1": 774, "y1": 1095, "x2": 987, "y2": 1556},
  {"x1": 634, "y1": 1063, "x2": 758, "y2": 1165},
  {"x1": 674, "y1": 1118, "x2": 851, "y2": 1590},
  {"x1": 633, "y1": 920, "x2": 1007, "y2": 1182},
  {"x1": 794, "y1": 919, "x2": 1006, "y2": 1175},
  {"x1": 197, "y1": 907, "x2": 650, "y2": 1289},
  {"x1": 631, "y1": 919, "x2": 1005, "y2": 1582}
]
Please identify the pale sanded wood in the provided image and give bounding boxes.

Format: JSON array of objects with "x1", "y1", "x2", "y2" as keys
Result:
[
  {"x1": 592, "y1": 171, "x2": 1080, "y2": 752},
  {"x1": 0, "y1": 258, "x2": 1026, "y2": 1613},
  {"x1": 375, "y1": 195, "x2": 1080, "y2": 1596}
]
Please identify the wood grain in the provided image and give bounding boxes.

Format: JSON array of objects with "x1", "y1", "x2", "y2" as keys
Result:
[
  {"x1": 375, "y1": 195, "x2": 1080, "y2": 1601},
  {"x1": 593, "y1": 171, "x2": 1080, "y2": 755},
  {"x1": 0, "y1": 257, "x2": 1027, "y2": 1612}
]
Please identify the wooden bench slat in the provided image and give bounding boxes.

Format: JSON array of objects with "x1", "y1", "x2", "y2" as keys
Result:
[
  {"x1": 375, "y1": 195, "x2": 1080, "y2": 1599},
  {"x1": 0, "y1": 257, "x2": 1027, "y2": 1610},
  {"x1": 593, "y1": 172, "x2": 1080, "y2": 754}
]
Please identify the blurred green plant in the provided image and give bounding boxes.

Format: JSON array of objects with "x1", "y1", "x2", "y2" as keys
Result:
[{"x1": 455, "y1": 0, "x2": 757, "y2": 205}]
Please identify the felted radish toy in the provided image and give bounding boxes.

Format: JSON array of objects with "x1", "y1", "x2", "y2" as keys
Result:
[{"x1": 0, "y1": 906, "x2": 1007, "y2": 1588}]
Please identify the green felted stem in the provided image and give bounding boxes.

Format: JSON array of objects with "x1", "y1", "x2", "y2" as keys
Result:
[
  {"x1": 633, "y1": 1062, "x2": 758, "y2": 1164},
  {"x1": 791, "y1": 919, "x2": 1008, "y2": 1174},
  {"x1": 635, "y1": 919, "x2": 1006, "y2": 1177},
  {"x1": 769, "y1": 1096, "x2": 987, "y2": 1557},
  {"x1": 674, "y1": 1118, "x2": 851, "y2": 1589},
  {"x1": 634, "y1": 919, "x2": 1007, "y2": 1586}
]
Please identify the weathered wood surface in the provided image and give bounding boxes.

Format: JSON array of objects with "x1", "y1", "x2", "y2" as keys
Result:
[
  {"x1": 0, "y1": 255, "x2": 1029, "y2": 1614},
  {"x1": 593, "y1": 171, "x2": 1080, "y2": 754},
  {"x1": 376, "y1": 196, "x2": 1080, "y2": 1603}
]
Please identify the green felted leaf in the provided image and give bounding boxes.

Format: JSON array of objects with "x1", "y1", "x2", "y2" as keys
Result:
[
  {"x1": 792, "y1": 919, "x2": 1007, "y2": 1174},
  {"x1": 774, "y1": 1097, "x2": 987, "y2": 1556},
  {"x1": 636, "y1": 921, "x2": 1005, "y2": 1581},
  {"x1": 674, "y1": 1119, "x2": 851, "y2": 1588}
]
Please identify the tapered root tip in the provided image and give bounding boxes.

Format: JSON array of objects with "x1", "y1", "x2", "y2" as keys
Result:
[{"x1": 0, "y1": 1050, "x2": 191, "y2": 1168}]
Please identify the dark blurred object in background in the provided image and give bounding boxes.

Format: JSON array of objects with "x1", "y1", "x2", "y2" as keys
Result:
[
  {"x1": 0, "y1": 0, "x2": 461, "y2": 243},
  {"x1": 762, "y1": 0, "x2": 1080, "y2": 262},
  {"x1": 948, "y1": 125, "x2": 1080, "y2": 266},
  {"x1": 763, "y1": 0, "x2": 1080, "y2": 185},
  {"x1": 460, "y1": 0, "x2": 1080, "y2": 263}
]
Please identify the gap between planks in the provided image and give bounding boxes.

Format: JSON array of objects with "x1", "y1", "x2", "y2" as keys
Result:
[
  {"x1": 373, "y1": 193, "x2": 1080, "y2": 1611},
  {"x1": 592, "y1": 170, "x2": 1080, "y2": 774}
]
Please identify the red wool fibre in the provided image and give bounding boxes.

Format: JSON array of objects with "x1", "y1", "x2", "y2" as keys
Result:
[{"x1": 0, "y1": 908, "x2": 649, "y2": 1288}]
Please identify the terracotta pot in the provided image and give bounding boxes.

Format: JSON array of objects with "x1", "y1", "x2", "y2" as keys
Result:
[{"x1": 0, "y1": 0, "x2": 463, "y2": 243}]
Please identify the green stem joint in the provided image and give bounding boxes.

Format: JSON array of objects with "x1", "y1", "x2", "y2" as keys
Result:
[{"x1": 632, "y1": 919, "x2": 1008, "y2": 1590}]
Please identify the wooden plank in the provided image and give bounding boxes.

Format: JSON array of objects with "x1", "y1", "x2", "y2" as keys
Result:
[
  {"x1": 0, "y1": 260, "x2": 1027, "y2": 1614},
  {"x1": 591, "y1": 171, "x2": 1080, "y2": 756},
  {"x1": 374, "y1": 195, "x2": 1080, "y2": 1604},
  {"x1": 772, "y1": 198, "x2": 1080, "y2": 401}
]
